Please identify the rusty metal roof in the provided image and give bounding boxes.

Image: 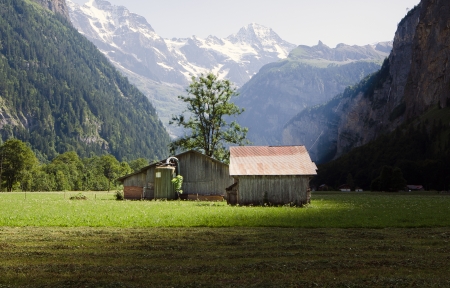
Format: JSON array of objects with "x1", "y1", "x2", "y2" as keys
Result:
[{"x1": 229, "y1": 146, "x2": 317, "y2": 176}]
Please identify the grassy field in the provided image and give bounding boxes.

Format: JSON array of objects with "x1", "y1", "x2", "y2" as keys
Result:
[
  {"x1": 1, "y1": 191, "x2": 450, "y2": 287},
  {"x1": 1, "y1": 191, "x2": 450, "y2": 228}
]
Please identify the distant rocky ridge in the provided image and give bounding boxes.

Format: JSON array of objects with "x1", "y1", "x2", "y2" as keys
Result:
[
  {"x1": 290, "y1": 40, "x2": 392, "y2": 65},
  {"x1": 281, "y1": 3, "x2": 431, "y2": 163},
  {"x1": 234, "y1": 40, "x2": 392, "y2": 145},
  {"x1": 31, "y1": 0, "x2": 71, "y2": 21}
]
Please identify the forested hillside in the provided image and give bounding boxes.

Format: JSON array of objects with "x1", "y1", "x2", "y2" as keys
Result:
[{"x1": 0, "y1": 0, "x2": 170, "y2": 161}]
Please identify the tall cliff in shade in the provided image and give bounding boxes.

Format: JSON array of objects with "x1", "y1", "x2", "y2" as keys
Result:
[
  {"x1": 403, "y1": 0, "x2": 450, "y2": 118},
  {"x1": 282, "y1": 3, "x2": 424, "y2": 163},
  {"x1": 31, "y1": 0, "x2": 71, "y2": 21}
]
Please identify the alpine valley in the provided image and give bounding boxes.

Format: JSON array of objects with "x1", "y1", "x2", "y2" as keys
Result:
[{"x1": 1, "y1": 0, "x2": 448, "y2": 191}]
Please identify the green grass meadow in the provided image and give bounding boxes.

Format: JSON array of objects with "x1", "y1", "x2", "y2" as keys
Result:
[
  {"x1": 1, "y1": 191, "x2": 450, "y2": 287},
  {"x1": 1, "y1": 191, "x2": 449, "y2": 228}
]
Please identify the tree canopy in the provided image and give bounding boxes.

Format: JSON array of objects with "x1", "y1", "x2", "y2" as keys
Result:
[
  {"x1": 0, "y1": 139, "x2": 139, "y2": 192},
  {"x1": 0, "y1": 139, "x2": 38, "y2": 191},
  {"x1": 170, "y1": 73, "x2": 249, "y2": 162}
]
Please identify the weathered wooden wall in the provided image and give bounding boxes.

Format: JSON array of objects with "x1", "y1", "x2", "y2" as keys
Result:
[
  {"x1": 237, "y1": 175, "x2": 310, "y2": 205},
  {"x1": 123, "y1": 173, "x2": 146, "y2": 187},
  {"x1": 123, "y1": 173, "x2": 146, "y2": 199},
  {"x1": 122, "y1": 151, "x2": 234, "y2": 200},
  {"x1": 176, "y1": 152, "x2": 233, "y2": 196},
  {"x1": 124, "y1": 186, "x2": 143, "y2": 200}
]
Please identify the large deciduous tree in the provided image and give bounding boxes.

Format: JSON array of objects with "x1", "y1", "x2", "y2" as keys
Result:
[
  {"x1": 169, "y1": 73, "x2": 249, "y2": 162},
  {"x1": 0, "y1": 139, "x2": 38, "y2": 191}
]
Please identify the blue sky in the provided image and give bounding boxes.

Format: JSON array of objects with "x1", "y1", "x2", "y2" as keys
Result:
[{"x1": 71, "y1": 0, "x2": 421, "y2": 47}]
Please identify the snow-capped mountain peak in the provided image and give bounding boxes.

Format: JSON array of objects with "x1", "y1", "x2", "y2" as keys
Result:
[
  {"x1": 68, "y1": 0, "x2": 296, "y2": 87},
  {"x1": 228, "y1": 23, "x2": 275, "y2": 43},
  {"x1": 226, "y1": 23, "x2": 294, "y2": 59},
  {"x1": 69, "y1": 0, "x2": 159, "y2": 45}
]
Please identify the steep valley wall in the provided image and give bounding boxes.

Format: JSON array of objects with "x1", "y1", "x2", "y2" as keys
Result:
[{"x1": 282, "y1": 3, "x2": 430, "y2": 163}]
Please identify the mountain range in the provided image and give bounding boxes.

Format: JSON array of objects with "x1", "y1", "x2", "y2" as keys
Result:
[
  {"x1": 67, "y1": 0, "x2": 297, "y2": 136},
  {"x1": 67, "y1": 0, "x2": 397, "y2": 142},
  {"x1": 2, "y1": 0, "x2": 446, "y2": 191},
  {"x1": 235, "y1": 40, "x2": 392, "y2": 145}
]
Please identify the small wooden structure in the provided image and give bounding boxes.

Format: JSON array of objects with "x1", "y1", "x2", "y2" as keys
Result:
[
  {"x1": 228, "y1": 146, "x2": 317, "y2": 206},
  {"x1": 118, "y1": 150, "x2": 233, "y2": 200},
  {"x1": 406, "y1": 185, "x2": 424, "y2": 191},
  {"x1": 339, "y1": 184, "x2": 351, "y2": 192}
]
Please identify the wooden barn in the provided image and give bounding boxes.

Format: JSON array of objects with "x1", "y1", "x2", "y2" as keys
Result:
[
  {"x1": 227, "y1": 146, "x2": 317, "y2": 206},
  {"x1": 117, "y1": 150, "x2": 234, "y2": 200}
]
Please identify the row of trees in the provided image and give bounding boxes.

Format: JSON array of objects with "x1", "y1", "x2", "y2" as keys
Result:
[
  {"x1": 0, "y1": 139, "x2": 148, "y2": 192},
  {"x1": 0, "y1": 73, "x2": 250, "y2": 192}
]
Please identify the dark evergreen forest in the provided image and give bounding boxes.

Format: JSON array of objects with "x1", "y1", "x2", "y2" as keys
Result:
[{"x1": 0, "y1": 0, "x2": 170, "y2": 162}]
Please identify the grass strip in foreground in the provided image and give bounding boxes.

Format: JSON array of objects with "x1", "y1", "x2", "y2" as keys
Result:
[{"x1": 0, "y1": 227, "x2": 449, "y2": 287}]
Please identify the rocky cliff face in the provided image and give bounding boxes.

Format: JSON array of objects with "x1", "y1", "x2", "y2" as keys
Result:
[
  {"x1": 32, "y1": 0, "x2": 70, "y2": 21},
  {"x1": 282, "y1": 4, "x2": 423, "y2": 162},
  {"x1": 404, "y1": 0, "x2": 450, "y2": 117},
  {"x1": 334, "y1": 4, "x2": 422, "y2": 157}
]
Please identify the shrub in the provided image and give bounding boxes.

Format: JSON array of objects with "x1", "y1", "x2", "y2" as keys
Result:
[
  {"x1": 115, "y1": 190, "x2": 124, "y2": 201},
  {"x1": 70, "y1": 193, "x2": 87, "y2": 200}
]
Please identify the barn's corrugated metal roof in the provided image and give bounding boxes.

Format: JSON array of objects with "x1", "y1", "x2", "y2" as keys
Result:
[{"x1": 229, "y1": 146, "x2": 317, "y2": 176}]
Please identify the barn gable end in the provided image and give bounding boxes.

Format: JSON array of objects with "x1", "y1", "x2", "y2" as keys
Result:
[{"x1": 229, "y1": 146, "x2": 317, "y2": 206}]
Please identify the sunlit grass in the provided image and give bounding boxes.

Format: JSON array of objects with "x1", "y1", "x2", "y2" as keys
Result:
[{"x1": 1, "y1": 191, "x2": 449, "y2": 228}]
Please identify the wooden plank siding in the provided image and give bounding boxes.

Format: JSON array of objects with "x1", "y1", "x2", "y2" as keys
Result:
[
  {"x1": 119, "y1": 150, "x2": 234, "y2": 200},
  {"x1": 177, "y1": 152, "x2": 233, "y2": 195},
  {"x1": 237, "y1": 175, "x2": 311, "y2": 205},
  {"x1": 123, "y1": 173, "x2": 146, "y2": 200},
  {"x1": 124, "y1": 186, "x2": 144, "y2": 200}
]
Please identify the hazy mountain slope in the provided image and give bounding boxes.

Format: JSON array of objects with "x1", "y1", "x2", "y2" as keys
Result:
[
  {"x1": 0, "y1": 0, "x2": 170, "y2": 161},
  {"x1": 282, "y1": 5, "x2": 422, "y2": 163},
  {"x1": 67, "y1": 0, "x2": 296, "y2": 135},
  {"x1": 235, "y1": 41, "x2": 391, "y2": 145}
]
